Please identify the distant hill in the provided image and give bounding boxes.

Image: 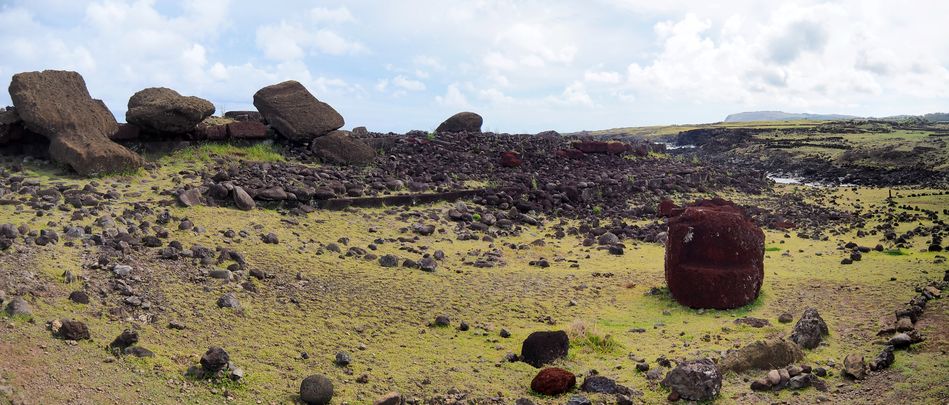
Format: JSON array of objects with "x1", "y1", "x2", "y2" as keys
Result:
[{"x1": 724, "y1": 111, "x2": 859, "y2": 122}]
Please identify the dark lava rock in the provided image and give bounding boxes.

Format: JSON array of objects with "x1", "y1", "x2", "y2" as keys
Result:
[
  {"x1": 57, "y1": 319, "x2": 91, "y2": 341},
  {"x1": 530, "y1": 367, "x2": 576, "y2": 395},
  {"x1": 9, "y1": 70, "x2": 143, "y2": 175},
  {"x1": 500, "y1": 151, "x2": 522, "y2": 168},
  {"x1": 734, "y1": 317, "x2": 770, "y2": 328},
  {"x1": 778, "y1": 312, "x2": 793, "y2": 323},
  {"x1": 579, "y1": 375, "x2": 627, "y2": 394},
  {"x1": 720, "y1": 338, "x2": 804, "y2": 372},
  {"x1": 253, "y1": 80, "x2": 343, "y2": 142},
  {"x1": 310, "y1": 130, "x2": 376, "y2": 165},
  {"x1": 216, "y1": 292, "x2": 240, "y2": 309},
  {"x1": 68, "y1": 290, "x2": 90, "y2": 304},
  {"x1": 565, "y1": 395, "x2": 592, "y2": 405},
  {"x1": 335, "y1": 351, "x2": 352, "y2": 366},
  {"x1": 664, "y1": 198, "x2": 764, "y2": 309},
  {"x1": 870, "y1": 345, "x2": 895, "y2": 371},
  {"x1": 379, "y1": 254, "x2": 399, "y2": 267},
  {"x1": 300, "y1": 374, "x2": 334, "y2": 404},
  {"x1": 419, "y1": 257, "x2": 437, "y2": 272},
  {"x1": 124, "y1": 346, "x2": 155, "y2": 358},
  {"x1": 224, "y1": 110, "x2": 263, "y2": 122},
  {"x1": 200, "y1": 347, "x2": 230, "y2": 373},
  {"x1": 109, "y1": 329, "x2": 139, "y2": 349},
  {"x1": 521, "y1": 330, "x2": 569, "y2": 368},
  {"x1": 435, "y1": 111, "x2": 482, "y2": 133},
  {"x1": 660, "y1": 359, "x2": 722, "y2": 401},
  {"x1": 790, "y1": 308, "x2": 829, "y2": 349},
  {"x1": 433, "y1": 314, "x2": 451, "y2": 327},
  {"x1": 126, "y1": 87, "x2": 214, "y2": 134}
]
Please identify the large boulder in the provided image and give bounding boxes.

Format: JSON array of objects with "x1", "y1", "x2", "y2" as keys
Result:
[
  {"x1": 8, "y1": 70, "x2": 143, "y2": 175},
  {"x1": 720, "y1": 338, "x2": 805, "y2": 372},
  {"x1": 790, "y1": 308, "x2": 829, "y2": 349},
  {"x1": 435, "y1": 111, "x2": 482, "y2": 133},
  {"x1": 309, "y1": 130, "x2": 376, "y2": 165},
  {"x1": 126, "y1": 87, "x2": 215, "y2": 134},
  {"x1": 661, "y1": 359, "x2": 722, "y2": 401},
  {"x1": 521, "y1": 330, "x2": 569, "y2": 368},
  {"x1": 223, "y1": 110, "x2": 263, "y2": 122},
  {"x1": 253, "y1": 80, "x2": 343, "y2": 142},
  {"x1": 664, "y1": 198, "x2": 765, "y2": 309}
]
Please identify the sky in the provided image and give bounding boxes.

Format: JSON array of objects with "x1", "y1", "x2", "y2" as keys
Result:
[{"x1": 0, "y1": 0, "x2": 947, "y2": 133}]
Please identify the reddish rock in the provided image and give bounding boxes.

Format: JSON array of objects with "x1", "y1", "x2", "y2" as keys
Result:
[
  {"x1": 227, "y1": 121, "x2": 268, "y2": 140},
  {"x1": 658, "y1": 199, "x2": 678, "y2": 217},
  {"x1": 197, "y1": 125, "x2": 228, "y2": 141},
  {"x1": 573, "y1": 141, "x2": 630, "y2": 155},
  {"x1": 500, "y1": 151, "x2": 522, "y2": 168},
  {"x1": 530, "y1": 367, "x2": 576, "y2": 395},
  {"x1": 223, "y1": 110, "x2": 263, "y2": 122},
  {"x1": 435, "y1": 112, "x2": 482, "y2": 133},
  {"x1": 556, "y1": 149, "x2": 586, "y2": 159},
  {"x1": 664, "y1": 198, "x2": 765, "y2": 309}
]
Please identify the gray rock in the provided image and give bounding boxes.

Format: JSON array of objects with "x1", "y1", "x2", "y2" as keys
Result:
[
  {"x1": 217, "y1": 292, "x2": 240, "y2": 309},
  {"x1": 310, "y1": 130, "x2": 376, "y2": 165},
  {"x1": 200, "y1": 347, "x2": 229, "y2": 372},
  {"x1": 335, "y1": 351, "x2": 352, "y2": 366},
  {"x1": 843, "y1": 353, "x2": 866, "y2": 380},
  {"x1": 661, "y1": 359, "x2": 722, "y2": 401},
  {"x1": 233, "y1": 186, "x2": 255, "y2": 211},
  {"x1": 4, "y1": 296, "x2": 31, "y2": 317},
  {"x1": 790, "y1": 308, "x2": 829, "y2": 349}
]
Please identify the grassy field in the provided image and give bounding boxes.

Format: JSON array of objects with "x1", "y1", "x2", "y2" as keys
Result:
[{"x1": 0, "y1": 145, "x2": 947, "y2": 404}]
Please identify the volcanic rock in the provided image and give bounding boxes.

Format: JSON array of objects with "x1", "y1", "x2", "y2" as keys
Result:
[
  {"x1": 790, "y1": 308, "x2": 829, "y2": 349},
  {"x1": 57, "y1": 319, "x2": 90, "y2": 341},
  {"x1": 661, "y1": 359, "x2": 722, "y2": 401},
  {"x1": 110, "y1": 329, "x2": 139, "y2": 349},
  {"x1": 870, "y1": 345, "x2": 895, "y2": 371},
  {"x1": 8, "y1": 70, "x2": 143, "y2": 175},
  {"x1": 435, "y1": 112, "x2": 482, "y2": 133},
  {"x1": 300, "y1": 374, "x2": 334, "y2": 404},
  {"x1": 253, "y1": 80, "x2": 343, "y2": 142},
  {"x1": 500, "y1": 151, "x2": 522, "y2": 168},
  {"x1": 720, "y1": 338, "x2": 805, "y2": 372},
  {"x1": 224, "y1": 110, "x2": 263, "y2": 122},
  {"x1": 126, "y1": 87, "x2": 215, "y2": 134},
  {"x1": 227, "y1": 121, "x2": 268, "y2": 140},
  {"x1": 233, "y1": 186, "x2": 255, "y2": 211},
  {"x1": 664, "y1": 198, "x2": 765, "y2": 309},
  {"x1": 5, "y1": 297, "x2": 31, "y2": 317},
  {"x1": 200, "y1": 347, "x2": 230, "y2": 373},
  {"x1": 530, "y1": 367, "x2": 575, "y2": 395},
  {"x1": 373, "y1": 392, "x2": 402, "y2": 405},
  {"x1": 521, "y1": 330, "x2": 569, "y2": 368},
  {"x1": 843, "y1": 354, "x2": 866, "y2": 380},
  {"x1": 310, "y1": 130, "x2": 376, "y2": 165}
]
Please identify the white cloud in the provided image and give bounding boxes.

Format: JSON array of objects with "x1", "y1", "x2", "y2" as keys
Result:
[
  {"x1": 436, "y1": 83, "x2": 469, "y2": 108},
  {"x1": 310, "y1": 6, "x2": 355, "y2": 23},
  {"x1": 256, "y1": 22, "x2": 366, "y2": 61},
  {"x1": 392, "y1": 75, "x2": 426, "y2": 91}
]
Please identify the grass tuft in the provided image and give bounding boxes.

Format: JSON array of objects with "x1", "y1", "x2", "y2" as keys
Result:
[{"x1": 567, "y1": 319, "x2": 622, "y2": 354}]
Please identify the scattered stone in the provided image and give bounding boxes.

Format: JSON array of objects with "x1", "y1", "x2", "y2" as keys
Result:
[
  {"x1": 68, "y1": 291, "x2": 90, "y2": 304},
  {"x1": 373, "y1": 392, "x2": 402, "y2": 405},
  {"x1": 720, "y1": 338, "x2": 805, "y2": 372},
  {"x1": 778, "y1": 312, "x2": 794, "y2": 323},
  {"x1": 734, "y1": 317, "x2": 770, "y2": 328},
  {"x1": 217, "y1": 292, "x2": 240, "y2": 309},
  {"x1": 233, "y1": 186, "x2": 255, "y2": 210},
  {"x1": 870, "y1": 345, "x2": 895, "y2": 371},
  {"x1": 5, "y1": 296, "x2": 32, "y2": 317},
  {"x1": 530, "y1": 367, "x2": 576, "y2": 395},
  {"x1": 200, "y1": 347, "x2": 230, "y2": 373},
  {"x1": 433, "y1": 315, "x2": 451, "y2": 327},
  {"x1": 379, "y1": 254, "x2": 399, "y2": 267},
  {"x1": 300, "y1": 374, "x2": 334, "y2": 405},
  {"x1": 335, "y1": 351, "x2": 352, "y2": 366},
  {"x1": 790, "y1": 308, "x2": 829, "y2": 349},
  {"x1": 521, "y1": 330, "x2": 569, "y2": 368},
  {"x1": 660, "y1": 359, "x2": 722, "y2": 402},
  {"x1": 842, "y1": 354, "x2": 866, "y2": 380},
  {"x1": 56, "y1": 319, "x2": 91, "y2": 341},
  {"x1": 109, "y1": 329, "x2": 139, "y2": 350}
]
